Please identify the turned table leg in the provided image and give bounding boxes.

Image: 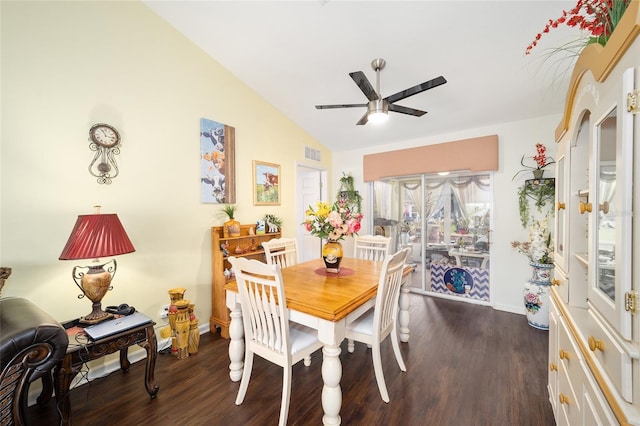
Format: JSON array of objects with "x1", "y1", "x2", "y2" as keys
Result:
[
  {"x1": 228, "y1": 305, "x2": 244, "y2": 382},
  {"x1": 321, "y1": 344, "x2": 342, "y2": 426}
]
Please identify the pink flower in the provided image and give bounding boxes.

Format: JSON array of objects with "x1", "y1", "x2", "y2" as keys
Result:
[
  {"x1": 525, "y1": 293, "x2": 539, "y2": 303},
  {"x1": 346, "y1": 219, "x2": 361, "y2": 234},
  {"x1": 327, "y1": 211, "x2": 343, "y2": 228}
]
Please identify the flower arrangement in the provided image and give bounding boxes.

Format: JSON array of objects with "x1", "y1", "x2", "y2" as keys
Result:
[
  {"x1": 303, "y1": 199, "x2": 363, "y2": 241},
  {"x1": 511, "y1": 214, "x2": 554, "y2": 264},
  {"x1": 513, "y1": 143, "x2": 555, "y2": 181},
  {"x1": 525, "y1": 0, "x2": 631, "y2": 55}
]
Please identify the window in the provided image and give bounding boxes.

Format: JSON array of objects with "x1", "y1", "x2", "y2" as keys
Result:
[{"x1": 372, "y1": 172, "x2": 492, "y2": 302}]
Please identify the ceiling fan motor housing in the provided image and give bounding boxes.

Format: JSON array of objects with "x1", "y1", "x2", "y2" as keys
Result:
[{"x1": 368, "y1": 99, "x2": 388, "y2": 115}]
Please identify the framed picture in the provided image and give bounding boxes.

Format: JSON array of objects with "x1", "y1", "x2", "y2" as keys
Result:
[
  {"x1": 253, "y1": 161, "x2": 280, "y2": 206},
  {"x1": 200, "y1": 118, "x2": 236, "y2": 204}
]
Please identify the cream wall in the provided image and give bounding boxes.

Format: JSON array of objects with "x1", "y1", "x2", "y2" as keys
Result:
[
  {"x1": 0, "y1": 1, "x2": 331, "y2": 326},
  {"x1": 2, "y1": 1, "x2": 561, "y2": 328},
  {"x1": 332, "y1": 114, "x2": 561, "y2": 314}
]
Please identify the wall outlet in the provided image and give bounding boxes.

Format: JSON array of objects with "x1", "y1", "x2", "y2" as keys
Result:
[{"x1": 159, "y1": 304, "x2": 170, "y2": 319}]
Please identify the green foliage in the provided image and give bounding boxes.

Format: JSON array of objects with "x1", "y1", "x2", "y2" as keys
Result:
[
  {"x1": 219, "y1": 203, "x2": 237, "y2": 220},
  {"x1": 518, "y1": 180, "x2": 555, "y2": 228},
  {"x1": 337, "y1": 173, "x2": 363, "y2": 213}
]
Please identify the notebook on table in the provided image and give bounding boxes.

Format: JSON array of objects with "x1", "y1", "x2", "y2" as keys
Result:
[{"x1": 83, "y1": 312, "x2": 153, "y2": 341}]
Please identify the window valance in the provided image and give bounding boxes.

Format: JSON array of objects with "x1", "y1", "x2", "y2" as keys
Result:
[{"x1": 363, "y1": 134, "x2": 499, "y2": 182}]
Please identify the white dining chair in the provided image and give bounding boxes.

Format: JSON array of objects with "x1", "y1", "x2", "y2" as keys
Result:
[
  {"x1": 345, "y1": 247, "x2": 410, "y2": 403},
  {"x1": 353, "y1": 234, "x2": 391, "y2": 262},
  {"x1": 228, "y1": 256, "x2": 322, "y2": 426},
  {"x1": 262, "y1": 237, "x2": 299, "y2": 268}
]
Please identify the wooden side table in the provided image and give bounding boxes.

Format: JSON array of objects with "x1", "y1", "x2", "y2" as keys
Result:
[{"x1": 53, "y1": 321, "x2": 159, "y2": 425}]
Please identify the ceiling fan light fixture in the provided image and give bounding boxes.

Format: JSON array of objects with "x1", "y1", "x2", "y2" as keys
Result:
[{"x1": 367, "y1": 100, "x2": 388, "y2": 124}]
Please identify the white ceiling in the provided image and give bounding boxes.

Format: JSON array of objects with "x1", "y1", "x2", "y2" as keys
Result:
[{"x1": 143, "y1": 1, "x2": 583, "y2": 152}]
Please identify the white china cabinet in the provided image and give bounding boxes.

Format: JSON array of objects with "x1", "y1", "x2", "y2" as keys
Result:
[{"x1": 550, "y1": 3, "x2": 640, "y2": 425}]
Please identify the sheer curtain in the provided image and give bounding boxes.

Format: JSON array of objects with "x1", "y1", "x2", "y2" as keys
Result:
[{"x1": 449, "y1": 175, "x2": 491, "y2": 226}]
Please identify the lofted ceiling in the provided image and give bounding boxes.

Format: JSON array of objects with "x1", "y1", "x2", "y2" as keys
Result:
[{"x1": 143, "y1": 1, "x2": 583, "y2": 152}]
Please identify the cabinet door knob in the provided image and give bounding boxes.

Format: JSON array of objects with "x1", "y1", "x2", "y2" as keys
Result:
[
  {"x1": 559, "y1": 349, "x2": 570, "y2": 360},
  {"x1": 579, "y1": 201, "x2": 592, "y2": 214},
  {"x1": 551, "y1": 278, "x2": 560, "y2": 286},
  {"x1": 549, "y1": 362, "x2": 558, "y2": 371},
  {"x1": 557, "y1": 201, "x2": 566, "y2": 211},
  {"x1": 599, "y1": 201, "x2": 610, "y2": 214},
  {"x1": 559, "y1": 393, "x2": 570, "y2": 405},
  {"x1": 588, "y1": 335, "x2": 604, "y2": 352}
]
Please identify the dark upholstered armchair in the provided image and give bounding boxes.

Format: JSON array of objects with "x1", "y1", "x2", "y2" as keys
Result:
[{"x1": 0, "y1": 297, "x2": 69, "y2": 425}]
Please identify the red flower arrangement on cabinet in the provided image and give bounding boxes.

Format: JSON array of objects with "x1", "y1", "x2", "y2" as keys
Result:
[{"x1": 525, "y1": 0, "x2": 631, "y2": 55}]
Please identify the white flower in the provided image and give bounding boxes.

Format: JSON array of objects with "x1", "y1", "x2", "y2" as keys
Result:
[{"x1": 512, "y1": 213, "x2": 553, "y2": 264}]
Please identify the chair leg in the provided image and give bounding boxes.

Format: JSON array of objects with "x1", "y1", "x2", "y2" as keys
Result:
[
  {"x1": 371, "y1": 345, "x2": 390, "y2": 403},
  {"x1": 235, "y1": 351, "x2": 254, "y2": 405},
  {"x1": 390, "y1": 329, "x2": 407, "y2": 371},
  {"x1": 279, "y1": 364, "x2": 292, "y2": 426},
  {"x1": 347, "y1": 338, "x2": 355, "y2": 353}
]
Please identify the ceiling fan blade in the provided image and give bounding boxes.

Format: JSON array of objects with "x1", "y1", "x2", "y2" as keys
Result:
[
  {"x1": 315, "y1": 103, "x2": 367, "y2": 109},
  {"x1": 349, "y1": 71, "x2": 379, "y2": 102},
  {"x1": 384, "y1": 76, "x2": 447, "y2": 104},
  {"x1": 388, "y1": 104, "x2": 427, "y2": 117},
  {"x1": 356, "y1": 111, "x2": 369, "y2": 126}
]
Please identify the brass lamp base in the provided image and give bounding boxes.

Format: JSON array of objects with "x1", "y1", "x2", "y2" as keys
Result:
[{"x1": 72, "y1": 260, "x2": 117, "y2": 325}]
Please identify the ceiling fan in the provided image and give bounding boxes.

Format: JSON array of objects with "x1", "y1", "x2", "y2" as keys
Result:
[{"x1": 315, "y1": 58, "x2": 447, "y2": 125}]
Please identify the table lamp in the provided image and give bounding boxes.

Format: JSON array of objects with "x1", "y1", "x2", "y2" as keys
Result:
[{"x1": 59, "y1": 206, "x2": 135, "y2": 324}]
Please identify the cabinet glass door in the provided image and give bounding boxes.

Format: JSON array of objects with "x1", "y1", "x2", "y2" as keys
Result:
[
  {"x1": 589, "y1": 68, "x2": 634, "y2": 340},
  {"x1": 554, "y1": 146, "x2": 567, "y2": 273},
  {"x1": 595, "y1": 110, "x2": 616, "y2": 303}
]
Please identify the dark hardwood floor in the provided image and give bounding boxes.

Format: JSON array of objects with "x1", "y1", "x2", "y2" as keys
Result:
[{"x1": 28, "y1": 295, "x2": 555, "y2": 425}]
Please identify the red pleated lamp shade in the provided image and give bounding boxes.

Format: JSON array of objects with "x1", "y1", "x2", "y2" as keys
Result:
[{"x1": 59, "y1": 214, "x2": 135, "y2": 260}]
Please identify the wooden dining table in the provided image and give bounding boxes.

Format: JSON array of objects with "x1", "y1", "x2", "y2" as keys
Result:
[{"x1": 225, "y1": 257, "x2": 413, "y2": 425}]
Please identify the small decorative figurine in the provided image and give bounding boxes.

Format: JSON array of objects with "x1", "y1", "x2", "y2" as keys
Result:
[
  {"x1": 250, "y1": 239, "x2": 257, "y2": 251},
  {"x1": 220, "y1": 241, "x2": 229, "y2": 257},
  {"x1": 267, "y1": 219, "x2": 278, "y2": 233}
]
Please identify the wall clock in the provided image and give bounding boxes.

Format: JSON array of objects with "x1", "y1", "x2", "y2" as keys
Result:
[
  {"x1": 88, "y1": 123, "x2": 122, "y2": 184},
  {"x1": 89, "y1": 123, "x2": 120, "y2": 148}
]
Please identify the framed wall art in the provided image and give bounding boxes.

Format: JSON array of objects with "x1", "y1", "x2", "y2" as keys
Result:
[
  {"x1": 200, "y1": 118, "x2": 236, "y2": 203},
  {"x1": 253, "y1": 161, "x2": 280, "y2": 206}
]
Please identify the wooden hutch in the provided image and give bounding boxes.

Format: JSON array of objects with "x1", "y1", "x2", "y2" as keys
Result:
[
  {"x1": 549, "y1": 2, "x2": 640, "y2": 424},
  {"x1": 210, "y1": 224, "x2": 281, "y2": 338}
]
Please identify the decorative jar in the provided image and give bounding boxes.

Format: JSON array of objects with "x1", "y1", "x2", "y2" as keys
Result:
[
  {"x1": 322, "y1": 240, "x2": 343, "y2": 273},
  {"x1": 523, "y1": 262, "x2": 554, "y2": 330}
]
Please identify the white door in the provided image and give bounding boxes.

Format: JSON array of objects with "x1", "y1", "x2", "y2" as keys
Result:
[{"x1": 296, "y1": 164, "x2": 327, "y2": 262}]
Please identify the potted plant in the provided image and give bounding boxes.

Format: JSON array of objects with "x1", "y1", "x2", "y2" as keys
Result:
[
  {"x1": 525, "y1": 0, "x2": 631, "y2": 56},
  {"x1": 513, "y1": 143, "x2": 555, "y2": 181},
  {"x1": 517, "y1": 179, "x2": 555, "y2": 228},
  {"x1": 337, "y1": 173, "x2": 363, "y2": 213},
  {"x1": 219, "y1": 204, "x2": 240, "y2": 237},
  {"x1": 264, "y1": 214, "x2": 283, "y2": 233}
]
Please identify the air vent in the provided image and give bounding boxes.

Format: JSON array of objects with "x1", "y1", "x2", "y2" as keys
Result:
[{"x1": 304, "y1": 146, "x2": 321, "y2": 162}]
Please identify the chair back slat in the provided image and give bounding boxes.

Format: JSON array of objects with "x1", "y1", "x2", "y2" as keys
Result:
[
  {"x1": 263, "y1": 238, "x2": 299, "y2": 268},
  {"x1": 230, "y1": 257, "x2": 289, "y2": 354},
  {"x1": 354, "y1": 235, "x2": 391, "y2": 262},
  {"x1": 374, "y1": 248, "x2": 410, "y2": 335}
]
